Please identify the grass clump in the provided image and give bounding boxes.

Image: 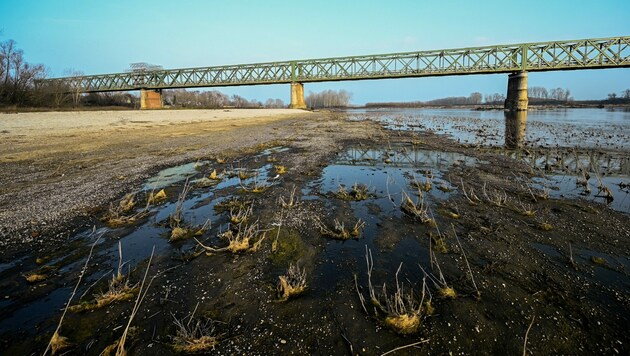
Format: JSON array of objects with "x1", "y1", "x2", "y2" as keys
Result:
[
  {"x1": 429, "y1": 232, "x2": 448, "y2": 253},
  {"x1": 538, "y1": 222, "x2": 553, "y2": 231},
  {"x1": 401, "y1": 191, "x2": 436, "y2": 227},
  {"x1": 275, "y1": 165, "x2": 288, "y2": 175},
  {"x1": 49, "y1": 331, "x2": 71, "y2": 355},
  {"x1": 278, "y1": 185, "x2": 300, "y2": 209},
  {"x1": 196, "y1": 222, "x2": 266, "y2": 254},
  {"x1": 102, "y1": 193, "x2": 145, "y2": 227},
  {"x1": 316, "y1": 218, "x2": 365, "y2": 240},
  {"x1": 69, "y1": 242, "x2": 138, "y2": 313},
  {"x1": 334, "y1": 183, "x2": 372, "y2": 201},
  {"x1": 167, "y1": 180, "x2": 210, "y2": 242},
  {"x1": 25, "y1": 273, "x2": 47, "y2": 283},
  {"x1": 277, "y1": 263, "x2": 307, "y2": 301},
  {"x1": 147, "y1": 189, "x2": 167, "y2": 205},
  {"x1": 170, "y1": 315, "x2": 221, "y2": 353},
  {"x1": 229, "y1": 203, "x2": 253, "y2": 225},
  {"x1": 410, "y1": 178, "x2": 432, "y2": 192},
  {"x1": 590, "y1": 256, "x2": 606, "y2": 265},
  {"x1": 356, "y1": 248, "x2": 430, "y2": 335}
]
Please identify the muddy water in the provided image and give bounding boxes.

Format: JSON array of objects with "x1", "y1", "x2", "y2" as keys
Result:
[{"x1": 1, "y1": 110, "x2": 629, "y2": 355}]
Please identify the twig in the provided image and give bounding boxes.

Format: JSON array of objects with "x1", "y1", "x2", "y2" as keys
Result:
[
  {"x1": 116, "y1": 246, "x2": 156, "y2": 356},
  {"x1": 44, "y1": 227, "x2": 102, "y2": 356},
  {"x1": 380, "y1": 339, "x2": 430, "y2": 356},
  {"x1": 452, "y1": 224, "x2": 480, "y2": 298},
  {"x1": 522, "y1": 315, "x2": 536, "y2": 356}
]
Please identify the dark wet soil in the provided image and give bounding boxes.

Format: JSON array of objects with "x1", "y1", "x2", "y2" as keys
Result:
[{"x1": 0, "y1": 111, "x2": 629, "y2": 355}]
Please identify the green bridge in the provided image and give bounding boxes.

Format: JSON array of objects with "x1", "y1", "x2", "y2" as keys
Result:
[{"x1": 42, "y1": 36, "x2": 630, "y2": 110}]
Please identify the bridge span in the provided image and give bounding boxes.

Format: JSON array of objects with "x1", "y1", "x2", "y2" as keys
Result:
[{"x1": 42, "y1": 36, "x2": 630, "y2": 110}]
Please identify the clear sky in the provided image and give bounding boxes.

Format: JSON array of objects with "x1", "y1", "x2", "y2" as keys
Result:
[{"x1": 1, "y1": 0, "x2": 629, "y2": 104}]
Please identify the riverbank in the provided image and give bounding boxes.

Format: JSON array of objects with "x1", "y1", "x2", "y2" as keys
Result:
[{"x1": 0, "y1": 108, "x2": 628, "y2": 355}]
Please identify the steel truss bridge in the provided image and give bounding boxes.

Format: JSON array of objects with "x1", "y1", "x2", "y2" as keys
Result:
[{"x1": 41, "y1": 36, "x2": 630, "y2": 109}]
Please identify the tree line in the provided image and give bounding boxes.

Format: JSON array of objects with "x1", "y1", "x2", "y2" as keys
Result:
[
  {"x1": 0, "y1": 38, "x2": 291, "y2": 110},
  {"x1": 305, "y1": 89, "x2": 352, "y2": 108},
  {"x1": 162, "y1": 89, "x2": 286, "y2": 109}
]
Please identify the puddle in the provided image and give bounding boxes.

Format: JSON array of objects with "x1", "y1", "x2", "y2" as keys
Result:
[
  {"x1": 143, "y1": 161, "x2": 209, "y2": 190},
  {"x1": 532, "y1": 175, "x2": 630, "y2": 214}
]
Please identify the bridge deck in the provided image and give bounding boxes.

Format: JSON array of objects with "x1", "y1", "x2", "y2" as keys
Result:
[{"x1": 42, "y1": 36, "x2": 630, "y2": 92}]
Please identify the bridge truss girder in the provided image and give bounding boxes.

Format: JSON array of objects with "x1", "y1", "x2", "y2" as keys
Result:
[{"x1": 41, "y1": 36, "x2": 630, "y2": 93}]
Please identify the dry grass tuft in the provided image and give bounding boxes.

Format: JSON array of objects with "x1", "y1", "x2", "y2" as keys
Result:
[
  {"x1": 69, "y1": 242, "x2": 138, "y2": 312},
  {"x1": 429, "y1": 232, "x2": 448, "y2": 253},
  {"x1": 590, "y1": 256, "x2": 606, "y2": 265},
  {"x1": 275, "y1": 165, "x2": 288, "y2": 175},
  {"x1": 334, "y1": 183, "x2": 372, "y2": 201},
  {"x1": 171, "y1": 314, "x2": 221, "y2": 353},
  {"x1": 278, "y1": 185, "x2": 300, "y2": 208},
  {"x1": 147, "y1": 189, "x2": 167, "y2": 205},
  {"x1": 214, "y1": 197, "x2": 251, "y2": 213},
  {"x1": 410, "y1": 177, "x2": 432, "y2": 192},
  {"x1": 49, "y1": 330, "x2": 71, "y2": 355},
  {"x1": 356, "y1": 247, "x2": 430, "y2": 335},
  {"x1": 25, "y1": 273, "x2": 47, "y2": 283},
  {"x1": 538, "y1": 222, "x2": 553, "y2": 231},
  {"x1": 197, "y1": 222, "x2": 266, "y2": 254},
  {"x1": 316, "y1": 218, "x2": 365, "y2": 240},
  {"x1": 208, "y1": 169, "x2": 221, "y2": 180},
  {"x1": 277, "y1": 263, "x2": 307, "y2": 301},
  {"x1": 229, "y1": 203, "x2": 253, "y2": 225},
  {"x1": 438, "y1": 286, "x2": 457, "y2": 299},
  {"x1": 400, "y1": 191, "x2": 436, "y2": 227},
  {"x1": 102, "y1": 193, "x2": 146, "y2": 227}
]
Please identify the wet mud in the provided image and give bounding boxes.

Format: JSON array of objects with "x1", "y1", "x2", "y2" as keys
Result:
[{"x1": 0, "y1": 109, "x2": 628, "y2": 355}]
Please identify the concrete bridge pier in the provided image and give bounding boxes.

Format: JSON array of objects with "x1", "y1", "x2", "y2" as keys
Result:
[
  {"x1": 140, "y1": 89, "x2": 163, "y2": 109},
  {"x1": 504, "y1": 71, "x2": 528, "y2": 111},
  {"x1": 504, "y1": 110, "x2": 528, "y2": 149},
  {"x1": 289, "y1": 82, "x2": 307, "y2": 109}
]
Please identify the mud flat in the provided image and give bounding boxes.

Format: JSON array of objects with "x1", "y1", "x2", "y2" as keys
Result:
[{"x1": 0, "y1": 108, "x2": 628, "y2": 355}]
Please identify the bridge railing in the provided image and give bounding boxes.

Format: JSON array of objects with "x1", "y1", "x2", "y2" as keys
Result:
[{"x1": 40, "y1": 36, "x2": 629, "y2": 93}]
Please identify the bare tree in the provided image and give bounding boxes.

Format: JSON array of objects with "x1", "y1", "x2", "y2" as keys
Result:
[
  {"x1": 306, "y1": 89, "x2": 352, "y2": 108},
  {"x1": 64, "y1": 69, "x2": 84, "y2": 107}
]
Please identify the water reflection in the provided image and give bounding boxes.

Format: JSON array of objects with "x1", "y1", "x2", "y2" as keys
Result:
[{"x1": 504, "y1": 110, "x2": 528, "y2": 149}]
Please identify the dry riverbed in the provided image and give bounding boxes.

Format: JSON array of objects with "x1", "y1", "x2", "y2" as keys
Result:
[{"x1": 0, "y1": 108, "x2": 628, "y2": 355}]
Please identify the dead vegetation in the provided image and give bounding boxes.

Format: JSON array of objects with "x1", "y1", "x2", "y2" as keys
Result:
[
  {"x1": 170, "y1": 306, "x2": 222, "y2": 353},
  {"x1": 69, "y1": 242, "x2": 138, "y2": 313},
  {"x1": 147, "y1": 188, "x2": 167, "y2": 205},
  {"x1": 316, "y1": 217, "x2": 365, "y2": 240},
  {"x1": 44, "y1": 229, "x2": 102, "y2": 356},
  {"x1": 168, "y1": 180, "x2": 209, "y2": 242},
  {"x1": 400, "y1": 191, "x2": 436, "y2": 227},
  {"x1": 277, "y1": 263, "x2": 308, "y2": 301},
  {"x1": 356, "y1": 247, "x2": 430, "y2": 335},
  {"x1": 278, "y1": 185, "x2": 300, "y2": 208},
  {"x1": 102, "y1": 193, "x2": 147, "y2": 227},
  {"x1": 333, "y1": 183, "x2": 372, "y2": 201},
  {"x1": 410, "y1": 176, "x2": 432, "y2": 192},
  {"x1": 196, "y1": 221, "x2": 266, "y2": 254}
]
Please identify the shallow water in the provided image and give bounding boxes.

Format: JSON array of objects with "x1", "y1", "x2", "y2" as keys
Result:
[
  {"x1": 349, "y1": 108, "x2": 630, "y2": 214},
  {"x1": 348, "y1": 107, "x2": 630, "y2": 150}
]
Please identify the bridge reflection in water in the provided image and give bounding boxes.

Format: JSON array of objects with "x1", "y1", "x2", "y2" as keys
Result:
[{"x1": 504, "y1": 111, "x2": 528, "y2": 149}]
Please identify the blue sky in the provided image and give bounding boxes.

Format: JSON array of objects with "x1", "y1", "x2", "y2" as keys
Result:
[{"x1": 1, "y1": 0, "x2": 629, "y2": 104}]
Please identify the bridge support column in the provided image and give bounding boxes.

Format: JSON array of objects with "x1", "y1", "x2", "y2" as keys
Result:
[
  {"x1": 140, "y1": 89, "x2": 163, "y2": 110},
  {"x1": 504, "y1": 71, "x2": 528, "y2": 111},
  {"x1": 504, "y1": 110, "x2": 528, "y2": 149},
  {"x1": 289, "y1": 82, "x2": 306, "y2": 109}
]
